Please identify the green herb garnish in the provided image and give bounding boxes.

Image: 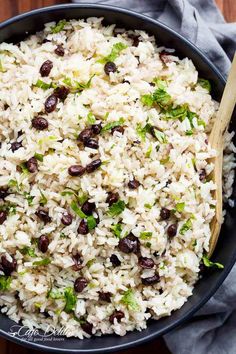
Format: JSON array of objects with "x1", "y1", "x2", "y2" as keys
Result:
[
  {"x1": 23, "y1": 192, "x2": 34, "y2": 206},
  {"x1": 34, "y1": 153, "x2": 44, "y2": 162},
  {"x1": 70, "y1": 201, "x2": 87, "y2": 218},
  {"x1": 202, "y1": 255, "x2": 224, "y2": 269},
  {"x1": 99, "y1": 42, "x2": 127, "y2": 64},
  {"x1": 175, "y1": 202, "x2": 185, "y2": 213},
  {"x1": 87, "y1": 215, "x2": 97, "y2": 231},
  {"x1": 121, "y1": 289, "x2": 139, "y2": 311},
  {"x1": 39, "y1": 189, "x2": 47, "y2": 206},
  {"x1": 111, "y1": 223, "x2": 122, "y2": 238},
  {"x1": 179, "y1": 219, "x2": 192, "y2": 235},
  {"x1": 198, "y1": 78, "x2": 211, "y2": 92},
  {"x1": 64, "y1": 287, "x2": 77, "y2": 313},
  {"x1": 0, "y1": 59, "x2": 6, "y2": 73},
  {"x1": 63, "y1": 75, "x2": 95, "y2": 93},
  {"x1": 108, "y1": 200, "x2": 125, "y2": 216},
  {"x1": 48, "y1": 288, "x2": 64, "y2": 299},
  {"x1": 34, "y1": 80, "x2": 52, "y2": 90},
  {"x1": 152, "y1": 129, "x2": 167, "y2": 143},
  {"x1": 140, "y1": 231, "x2": 152, "y2": 240},
  {"x1": 145, "y1": 145, "x2": 152, "y2": 158},
  {"x1": 87, "y1": 112, "x2": 96, "y2": 124},
  {"x1": 102, "y1": 117, "x2": 125, "y2": 132},
  {"x1": 0, "y1": 276, "x2": 11, "y2": 291},
  {"x1": 21, "y1": 246, "x2": 36, "y2": 257},
  {"x1": 33, "y1": 258, "x2": 51, "y2": 266},
  {"x1": 51, "y1": 19, "x2": 67, "y2": 34},
  {"x1": 136, "y1": 122, "x2": 152, "y2": 141}
]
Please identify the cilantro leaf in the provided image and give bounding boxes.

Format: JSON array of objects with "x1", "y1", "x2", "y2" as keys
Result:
[
  {"x1": 51, "y1": 20, "x2": 67, "y2": 34},
  {"x1": 39, "y1": 189, "x2": 47, "y2": 206},
  {"x1": 64, "y1": 287, "x2": 77, "y2": 313},
  {"x1": 0, "y1": 59, "x2": 6, "y2": 73},
  {"x1": 145, "y1": 145, "x2": 152, "y2": 158},
  {"x1": 87, "y1": 112, "x2": 96, "y2": 124},
  {"x1": 179, "y1": 219, "x2": 192, "y2": 235},
  {"x1": 121, "y1": 289, "x2": 139, "y2": 311},
  {"x1": 111, "y1": 223, "x2": 122, "y2": 238},
  {"x1": 202, "y1": 255, "x2": 224, "y2": 269},
  {"x1": 70, "y1": 201, "x2": 87, "y2": 218},
  {"x1": 102, "y1": 118, "x2": 125, "y2": 132},
  {"x1": 48, "y1": 288, "x2": 64, "y2": 299},
  {"x1": 63, "y1": 75, "x2": 95, "y2": 93},
  {"x1": 34, "y1": 80, "x2": 52, "y2": 90},
  {"x1": 152, "y1": 88, "x2": 172, "y2": 108},
  {"x1": 198, "y1": 78, "x2": 211, "y2": 92},
  {"x1": 108, "y1": 200, "x2": 125, "y2": 217},
  {"x1": 140, "y1": 94, "x2": 154, "y2": 107},
  {"x1": 140, "y1": 231, "x2": 152, "y2": 240},
  {"x1": 34, "y1": 153, "x2": 44, "y2": 162},
  {"x1": 0, "y1": 276, "x2": 11, "y2": 291},
  {"x1": 99, "y1": 42, "x2": 128, "y2": 64},
  {"x1": 136, "y1": 123, "x2": 152, "y2": 141},
  {"x1": 175, "y1": 202, "x2": 185, "y2": 213},
  {"x1": 160, "y1": 156, "x2": 170, "y2": 165},
  {"x1": 21, "y1": 246, "x2": 36, "y2": 257},
  {"x1": 152, "y1": 128, "x2": 167, "y2": 143},
  {"x1": 23, "y1": 192, "x2": 34, "y2": 206},
  {"x1": 33, "y1": 258, "x2": 51, "y2": 266},
  {"x1": 87, "y1": 215, "x2": 97, "y2": 231}
]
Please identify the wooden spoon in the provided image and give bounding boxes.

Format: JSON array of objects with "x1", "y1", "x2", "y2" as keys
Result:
[{"x1": 208, "y1": 53, "x2": 236, "y2": 257}]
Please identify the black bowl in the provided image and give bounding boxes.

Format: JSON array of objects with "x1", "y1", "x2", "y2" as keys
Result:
[{"x1": 0, "y1": 3, "x2": 235, "y2": 353}]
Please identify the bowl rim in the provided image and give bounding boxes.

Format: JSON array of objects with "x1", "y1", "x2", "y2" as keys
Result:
[{"x1": 0, "y1": 3, "x2": 235, "y2": 354}]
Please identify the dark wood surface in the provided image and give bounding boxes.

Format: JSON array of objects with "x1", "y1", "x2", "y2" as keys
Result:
[{"x1": 0, "y1": 1, "x2": 235, "y2": 353}]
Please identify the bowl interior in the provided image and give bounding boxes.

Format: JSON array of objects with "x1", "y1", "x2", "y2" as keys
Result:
[{"x1": 0, "y1": 4, "x2": 236, "y2": 353}]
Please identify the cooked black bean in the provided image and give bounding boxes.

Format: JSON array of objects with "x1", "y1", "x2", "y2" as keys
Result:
[
  {"x1": 39, "y1": 60, "x2": 53, "y2": 77},
  {"x1": 42, "y1": 311, "x2": 50, "y2": 318},
  {"x1": 54, "y1": 86, "x2": 70, "y2": 101},
  {"x1": 128, "y1": 179, "x2": 140, "y2": 189},
  {"x1": 160, "y1": 208, "x2": 171, "y2": 220},
  {"x1": 84, "y1": 138, "x2": 99, "y2": 149},
  {"x1": 45, "y1": 94, "x2": 58, "y2": 113},
  {"x1": 110, "y1": 254, "x2": 121, "y2": 267},
  {"x1": 61, "y1": 212, "x2": 73, "y2": 226},
  {"x1": 1, "y1": 255, "x2": 17, "y2": 276},
  {"x1": 0, "y1": 211, "x2": 7, "y2": 225},
  {"x1": 159, "y1": 51, "x2": 172, "y2": 64},
  {"x1": 199, "y1": 169, "x2": 207, "y2": 182},
  {"x1": 68, "y1": 165, "x2": 85, "y2": 177},
  {"x1": 109, "y1": 310, "x2": 125, "y2": 324},
  {"x1": 118, "y1": 233, "x2": 140, "y2": 254},
  {"x1": 54, "y1": 45, "x2": 65, "y2": 57},
  {"x1": 111, "y1": 126, "x2": 124, "y2": 135},
  {"x1": 78, "y1": 128, "x2": 93, "y2": 143},
  {"x1": 81, "y1": 321, "x2": 93, "y2": 335},
  {"x1": 167, "y1": 224, "x2": 177, "y2": 237},
  {"x1": 98, "y1": 291, "x2": 111, "y2": 302},
  {"x1": 74, "y1": 277, "x2": 88, "y2": 293},
  {"x1": 141, "y1": 274, "x2": 160, "y2": 285},
  {"x1": 104, "y1": 62, "x2": 117, "y2": 75},
  {"x1": 106, "y1": 191, "x2": 119, "y2": 206},
  {"x1": 32, "y1": 117, "x2": 48, "y2": 130},
  {"x1": 138, "y1": 257, "x2": 155, "y2": 269},
  {"x1": 91, "y1": 123, "x2": 102, "y2": 135},
  {"x1": 35, "y1": 207, "x2": 51, "y2": 223},
  {"x1": 86, "y1": 159, "x2": 102, "y2": 173},
  {"x1": 4, "y1": 103, "x2": 9, "y2": 110},
  {"x1": 78, "y1": 219, "x2": 89, "y2": 235},
  {"x1": 38, "y1": 235, "x2": 49, "y2": 253},
  {"x1": 26, "y1": 157, "x2": 38, "y2": 173},
  {"x1": 72, "y1": 253, "x2": 83, "y2": 271},
  {"x1": 81, "y1": 201, "x2": 96, "y2": 216},
  {"x1": 0, "y1": 188, "x2": 9, "y2": 200},
  {"x1": 11, "y1": 141, "x2": 22, "y2": 152}
]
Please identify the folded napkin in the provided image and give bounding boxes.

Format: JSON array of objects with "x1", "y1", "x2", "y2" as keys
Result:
[{"x1": 72, "y1": 1, "x2": 236, "y2": 352}]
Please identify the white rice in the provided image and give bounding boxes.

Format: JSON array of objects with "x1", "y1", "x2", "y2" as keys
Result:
[{"x1": 0, "y1": 17, "x2": 235, "y2": 338}]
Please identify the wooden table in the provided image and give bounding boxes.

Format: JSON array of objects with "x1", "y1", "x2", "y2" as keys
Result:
[{"x1": 0, "y1": 1, "x2": 235, "y2": 353}]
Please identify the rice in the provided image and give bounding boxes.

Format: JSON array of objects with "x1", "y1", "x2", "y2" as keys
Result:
[{"x1": 0, "y1": 17, "x2": 235, "y2": 338}]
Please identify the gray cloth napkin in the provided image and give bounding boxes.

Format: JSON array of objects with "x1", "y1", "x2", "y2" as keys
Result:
[{"x1": 72, "y1": 1, "x2": 236, "y2": 353}]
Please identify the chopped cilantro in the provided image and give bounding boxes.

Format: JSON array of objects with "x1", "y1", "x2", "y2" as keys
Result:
[
  {"x1": 86, "y1": 259, "x2": 95, "y2": 268},
  {"x1": 179, "y1": 219, "x2": 192, "y2": 235},
  {"x1": 21, "y1": 247, "x2": 36, "y2": 257},
  {"x1": 87, "y1": 215, "x2": 97, "y2": 231},
  {"x1": 39, "y1": 189, "x2": 47, "y2": 206},
  {"x1": 136, "y1": 122, "x2": 152, "y2": 141},
  {"x1": 145, "y1": 145, "x2": 152, "y2": 158},
  {"x1": 144, "y1": 204, "x2": 152, "y2": 209},
  {"x1": 111, "y1": 223, "x2": 122, "y2": 238},
  {"x1": 64, "y1": 287, "x2": 77, "y2": 313},
  {"x1": 0, "y1": 276, "x2": 11, "y2": 291},
  {"x1": 48, "y1": 288, "x2": 64, "y2": 299},
  {"x1": 38, "y1": 136, "x2": 58, "y2": 147},
  {"x1": 8, "y1": 179, "x2": 19, "y2": 189},
  {"x1": 175, "y1": 202, "x2": 185, "y2": 213},
  {"x1": 23, "y1": 192, "x2": 34, "y2": 206},
  {"x1": 51, "y1": 19, "x2": 67, "y2": 34},
  {"x1": 99, "y1": 42, "x2": 128, "y2": 64},
  {"x1": 34, "y1": 79, "x2": 52, "y2": 90},
  {"x1": 108, "y1": 200, "x2": 125, "y2": 217},
  {"x1": 198, "y1": 119, "x2": 206, "y2": 128},
  {"x1": 34, "y1": 153, "x2": 44, "y2": 162},
  {"x1": 152, "y1": 88, "x2": 172, "y2": 108},
  {"x1": 145, "y1": 242, "x2": 152, "y2": 248},
  {"x1": 160, "y1": 156, "x2": 170, "y2": 165},
  {"x1": 87, "y1": 112, "x2": 96, "y2": 124},
  {"x1": 33, "y1": 258, "x2": 51, "y2": 266},
  {"x1": 61, "y1": 190, "x2": 74, "y2": 197},
  {"x1": 198, "y1": 78, "x2": 211, "y2": 92},
  {"x1": 70, "y1": 201, "x2": 87, "y2": 218},
  {"x1": 0, "y1": 59, "x2": 6, "y2": 73},
  {"x1": 141, "y1": 94, "x2": 154, "y2": 107},
  {"x1": 102, "y1": 118, "x2": 125, "y2": 132},
  {"x1": 121, "y1": 289, "x2": 139, "y2": 311},
  {"x1": 152, "y1": 129, "x2": 167, "y2": 143},
  {"x1": 19, "y1": 162, "x2": 29, "y2": 176},
  {"x1": 140, "y1": 231, "x2": 152, "y2": 240},
  {"x1": 202, "y1": 255, "x2": 224, "y2": 269},
  {"x1": 63, "y1": 75, "x2": 95, "y2": 93}
]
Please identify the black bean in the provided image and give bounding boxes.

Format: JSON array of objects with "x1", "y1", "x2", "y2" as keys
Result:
[
  {"x1": 98, "y1": 291, "x2": 111, "y2": 302},
  {"x1": 0, "y1": 211, "x2": 7, "y2": 225},
  {"x1": 199, "y1": 169, "x2": 207, "y2": 182},
  {"x1": 45, "y1": 94, "x2": 58, "y2": 113},
  {"x1": 159, "y1": 51, "x2": 172, "y2": 64},
  {"x1": 0, "y1": 188, "x2": 9, "y2": 200},
  {"x1": 68, "y1": 165, "x2": 85, "y2": 177},
  {"x1": 106, "y1": 192, "x2": 119, "y2": 206},
  {"x1": 84, "y1": 138, "x2": 99, "y2": 149},
  {"x1": 74, "y1": 277, "x2": 88, "y2": 293},
  {"x1": 40, "y1": 60, "x2": 53, "y2": 77},
  {"x1": 32, "y1": 117, "x2": 48, "y2": 130},
  {"x1": 167, "y1": 224, "x2": 177, "y2": 237},
  {"x1": 78, "y1": 128, "x2": 93, "y2": 143},
  {"x1": 1, "y1": 255, "x2": 17, "y2": 276},
  {"x1": 81, "y1": 321, "x2": 93, "y2": 335},
  {"x1": 54, "y1": 45, "x2": 65, "y2": 57},
  {"x1": 38, "y1": 235, "x2": 49, "y2": 253},
  {"x1": 4, "y1": 103, "x2": 9, "y2": 110},
  {"x1": 128, "y1": 179, "x2": 140, "y2": 189},
  {"x1": 142, "y1": 274, "x2": 160, "y2": 285},
  {"x1": 109, "y1": 310, "x2": 125, "y2": 324},
  {"x1": 35, "y1": 207, "x2": 51, "y2": 223},
  {"x1": 111, "y1": 126, "x2": 124, "y2": 135},
  {"x1": 26, "y1": 157, "x2": 38, "y2": 173},
  {"x1": 78, "y1": 219, "x2": 89, "y2": 235},
  {"x1": 160, "y1": 208, "x2": 170, "y2": 220},
  {"x1": 91, "y1": 123, "x2": 102, "y2": 135},
  {"x1": 104, "y1": 62, "x2": 117, "y2": 75},
  {"x1": 72, "y1": 253, "x2": 83, "y2": 271},
  {"x1": 11, "y1": 141, "x2": 22, "y2": 152},
  {"x1": 54, "y1": 86, "x2": 70, "y2": 101},
  {"x1": 61, "y1": 212, "x2": 73, "y2": 226},
  {"x1": 138, "y1": 257, "x2": 155, "y2": 269},
  {"x1": 81, "y1": 201, "x2": 96, "y2": 216},
  {"x1": 86, "y1": 159, "x2": 102, "y2": 173},
  {"x1": 118, "y1": 233, "x2": 140, "y2": 254},
  {"x1": 110, "y1": 254, "x2": 121, "y2": 267}
]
